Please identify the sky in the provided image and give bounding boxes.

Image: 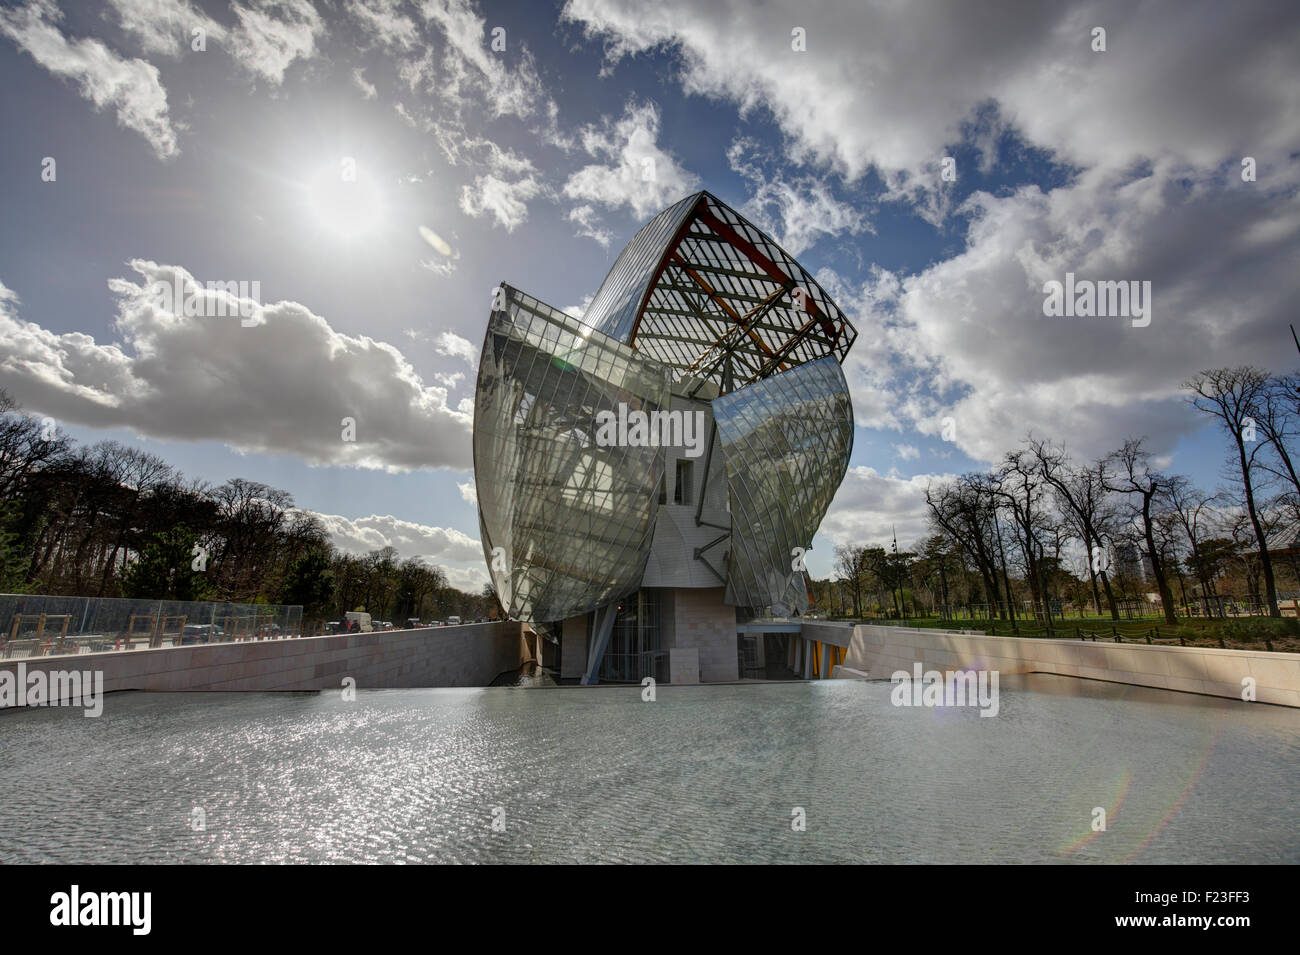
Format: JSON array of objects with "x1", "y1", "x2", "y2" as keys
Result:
[{"x1": 0, "y1": 0, "x2": 1298, "y2": 591}]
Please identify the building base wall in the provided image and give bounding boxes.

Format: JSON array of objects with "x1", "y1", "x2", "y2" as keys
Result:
[
  {"x1": 664, "y1": 587, "x2": 737, "y2": 683},
  {"x1": 560, "y1": 614, "x2": 587, "y2": 680}
]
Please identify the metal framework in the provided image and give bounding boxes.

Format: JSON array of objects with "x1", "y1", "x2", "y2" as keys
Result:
[
  {"x1": 581, "y1": 191, "x2": 857, "y2": 395},
  {"x1": 473, "y1": 190, "x2": 858, "y2": 628}
]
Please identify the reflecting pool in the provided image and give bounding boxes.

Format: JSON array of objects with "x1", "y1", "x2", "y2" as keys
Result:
[{"x1": 1, "y1": 675, "x2": 1296, "y2": 863}]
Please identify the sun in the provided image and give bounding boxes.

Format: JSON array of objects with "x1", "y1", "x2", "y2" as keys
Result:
[{"x1": 304, "y1": 161, "x2": 386, "y2": 238}]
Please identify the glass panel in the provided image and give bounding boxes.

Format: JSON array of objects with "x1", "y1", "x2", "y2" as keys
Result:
[
  {"x1": 474, "y1": 286, "x2": 670, "y2": 622},
  {"x1": 711, "y1": 357, "x2": 854, "y2": 615}
]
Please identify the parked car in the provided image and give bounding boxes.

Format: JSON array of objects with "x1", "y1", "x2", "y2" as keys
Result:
[
  {"x1": 180, "y1": 624, "x2": 224, "y2": 645},
  {"x1": 446, "y1": 615, "x2": 461, "y2": 626},
  {"x1": 344, "y1": 611, "x2": 373, "y2": 632}
]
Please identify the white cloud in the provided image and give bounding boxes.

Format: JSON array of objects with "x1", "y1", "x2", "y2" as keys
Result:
[
  {"x1": 893, "y1": 444, "x2": 920, "y2": 461},
  {"x1": 727, "y1": 137, "x2": 871, "y2": 256},
  {"x1": 459, "y1": 172, "x2": 544, "y2": 231},
  {"x1": 1, "y1": 0, "x2": 179, "y2": 159},
  {"x1": 859, "y1": 164, "x2": 1300, "y2": 463},
  {"x1": 562, "y1": 293, "x2": 595, "y2": 319},
  {"x1": 0, "y1": 262, "x2": 474, "y2": 471},
  {"x1": 567, "y1": 204, "x2": 613, "y2": 248},
  {"x1": 561, "y1": 1, "x2": 1300, "y2": 470},
  {"x1": 420, "y1": 0, "x2": 546, "y2": 120},
  {"x1": 434, "y1": 331, "x2": 477, "y2": 367},
  {"x1": 315, "y1": 511, "x2": 482, "y2": 562},
  {"x1": 313, "y1": 509, "x2": 489, "y2": 591},
  {"x1": 108, "y1": 0, "x2": 224, "y2": 57},
  {"x1": 347, "y1": 0, "x2": 418, "y2": 52},
  {"x1": 820, "y1": 466, "x2": 951, "y2": 558},
  {"x1": 351, "y1": 65, "x2": 377, "y2": 98},
  {"x1": 107, "y1": 0, "x2": 322, "y2": 85},
  {"x1": 562, "y1": 100, "x2": 699, "y2": 221},
  {"x1": 457, "y1": 476, "x2": 476, "y2": 505},
  {"x1": 228, "y1": 0, "x2": 323, "y2": 86},
  {"x1": 564, "y1": 1, "x2": 1300, "y2": 183}
]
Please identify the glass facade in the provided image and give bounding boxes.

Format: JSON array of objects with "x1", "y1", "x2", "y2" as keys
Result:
[
  {"x1": 596, "y1": 589, "x2": 665, "y2": 683},
  {"x1": 474, "y1": 286, "x2": 671, "y2": 622},
  {"x1": 473, "y1": 190, "x2": 858, "y2": 632},
  {"x1": 712, "y1": 357, "x2": 854, "y2": 615},
  {"x1": 582, "y1": 192, "x2": 701, "y2": 344},
  {"x1": 583, "y1": 191, "x2": 857, "y2": 395}
]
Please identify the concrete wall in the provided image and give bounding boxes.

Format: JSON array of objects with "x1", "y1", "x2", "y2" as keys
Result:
[
  {"x1": 835, "y1": 624, "x2": 1300, "y2": 708},
  {"x1": 1, "y1": 621, "x2": 530, "y2": 707},
  {"x1": 560, "y1": 614, "x2": 587, "y2": 680},
  {"x1": 664, "y1": 587, "x2": 737, "y2": 682},
  {"x1": 800, "y1": 620, "x2": 856, "y2": 649}
]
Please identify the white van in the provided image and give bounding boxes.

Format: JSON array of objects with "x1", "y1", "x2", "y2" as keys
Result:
[
  {"x1": 345, "y1": 612, "x2": 373, "y2": 632},
  {"x1": 445, "y1": 615, "x2": 461, "y2": 626}
]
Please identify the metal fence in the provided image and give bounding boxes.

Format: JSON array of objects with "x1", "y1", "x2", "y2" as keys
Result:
[{"x1": 0, "y1": 594, "x2": 303, "y2": 659}]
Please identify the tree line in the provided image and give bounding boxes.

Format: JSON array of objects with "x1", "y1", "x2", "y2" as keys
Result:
[
  {"x1": 0, "y1": 389, "x2": 496, "y2": 630},
  {"x1": 819, "y1": 366, "x2": 1300, "y2": 624}
]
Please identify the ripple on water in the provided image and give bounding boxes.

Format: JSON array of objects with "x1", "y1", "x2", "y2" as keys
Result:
[{"x1": 0, "y1": 676, "x2": 1297, "y2": 863}]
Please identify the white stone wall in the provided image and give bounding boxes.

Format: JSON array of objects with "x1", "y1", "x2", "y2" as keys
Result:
[
  {"x1": 837, "y1": 624, "x2": 1300, "y2": 707},
  {"x1": 1, "y1": 622, "x2": 530, "y2": 707}
]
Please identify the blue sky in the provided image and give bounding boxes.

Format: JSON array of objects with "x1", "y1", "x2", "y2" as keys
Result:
[{"x1": 1, "y1": 0, "x2": 1298, "y2": 589}]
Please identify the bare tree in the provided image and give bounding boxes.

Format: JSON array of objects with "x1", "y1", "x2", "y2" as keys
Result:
[
  {"x1": 994, "y1": 447, "x2": 1054, "y2": 624},
  {"x1": 925, "y1": 476, "x2": 1006, "y2": 619},
  {"x1": 1185, "y1": 368, "x2": 1280, "y2": 617},
  {"x1": 1105, "y1": 439, "x2": 1178, "y2": 624},
  {"x1": 834, "y1": 543, "x2": 868, "y2": 618},
  {"x1": 1162, "y1": 478, "x2": 1221, "y2": 617},
  {"x1": 1031, "y1": 438, "x2": 1121, "y2": 619}
]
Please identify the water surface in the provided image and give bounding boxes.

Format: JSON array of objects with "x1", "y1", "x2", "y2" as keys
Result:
[{"x1": 2, "y1": 675, "x2": 1296, "y2": 863}]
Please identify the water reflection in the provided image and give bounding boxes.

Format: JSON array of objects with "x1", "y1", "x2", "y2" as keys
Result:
[{"x1": 0, "y1": 675, "x2": 1296, "y2": 863}]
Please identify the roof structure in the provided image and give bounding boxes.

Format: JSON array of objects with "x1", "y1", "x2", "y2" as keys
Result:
[{"x1": 581, "y1": 191, "x2": 857, "y2": 394}]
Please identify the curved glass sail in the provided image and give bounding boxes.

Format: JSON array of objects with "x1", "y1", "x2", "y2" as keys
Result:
[
  {"x1": 711, "y1": 357, "x2": 854, "y2": 614},
  {"x1": 474, "y1": 285, "x2": 670, "y2": 622},
  {"x1": 474, "y1": 190, "x2": 859, "y2": 628},
  {"x1": 581, "y1": 192, "x2": 702, "y2": 344},
  {"x1": 581, "y1": 191, "x2": 856, "y2": 396}
]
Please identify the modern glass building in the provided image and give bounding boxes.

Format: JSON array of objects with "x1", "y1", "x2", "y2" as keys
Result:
[{"x1": 473, "y1": 191, "x2": 856, "y2": 684}]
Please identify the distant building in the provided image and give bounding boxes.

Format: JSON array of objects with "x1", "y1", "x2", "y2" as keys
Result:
[{"x1": 1112, "y1": 542, "x2": 1143, "y2": 581}]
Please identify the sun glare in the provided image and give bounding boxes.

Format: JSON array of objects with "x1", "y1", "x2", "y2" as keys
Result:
[{"x1": 305, "y1": 162, "x2": 386, "y2": 238}]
